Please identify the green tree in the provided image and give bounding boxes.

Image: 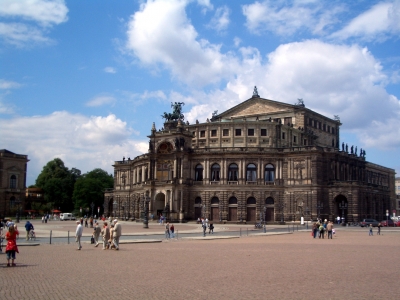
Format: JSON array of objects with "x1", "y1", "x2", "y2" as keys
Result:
[
  {"x1": 35, "y1": 158, "x2": 81, "y2": 212},
  {"x1": 72, "y1": 168, "x2": 113, "y2": 216}
]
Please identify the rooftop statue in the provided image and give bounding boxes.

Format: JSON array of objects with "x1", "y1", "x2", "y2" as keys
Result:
[{"x1": 162, "y1": 102, "x2": 185, "y2": 121}]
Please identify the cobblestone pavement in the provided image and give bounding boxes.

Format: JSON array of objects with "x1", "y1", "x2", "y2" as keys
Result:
[{"x1": 1, "y1": 229, "x2": 399, "y2": 300}]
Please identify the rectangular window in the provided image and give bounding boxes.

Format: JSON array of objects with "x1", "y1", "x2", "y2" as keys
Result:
[
  {"x1": 200, "y1": 130, "x2": 205, "y2": 137},
  {"x1": 309, "y1": 118, "x2": 313, "y2": 126},
  {"x1": 211, "y1": 129, "x2": 217, "y2": 137},
  {"x1": 323, "y1": 124, "x2": 326, "y2": 131},
  {"x1": 327, "y1": 125, "x2": 330, "y2": 133},
  {"x1": 235, "y1": 129, "x2": 241, "y2": 136},
  {"x1": 304, "y1": 139, "x2": 307, "y2": 145},
  {"x1": 248, "y1": 128, "x2": 254, "y2": 136},
  {"x1": 261, "y1": 129, "x2": 267, "y2": 136},
  {"x1": 332, "y1": 128, "x2": 335, "y2": 134},
  {"x1": 282, "y1": 132, "x2": 285, "y2": 139},
  {"x1": 293, "y1": 136, "x2": 297, "y2": 143},
  {"x1": 223, "y1": 129, "x2": 229, "y2": 136}
]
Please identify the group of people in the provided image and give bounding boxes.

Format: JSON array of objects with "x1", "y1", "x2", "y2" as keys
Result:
[
  {"x1": 312, "y1": 219, "x2": 335, "y2": 239},
  {"x1": 75, "y1": 218, "x2": 122, "y2": 250},
  {"x1": 200, "y1": 218, "x2": 214, "y2": 237},
  {"x1": 164, "y1": 222, "x2": 175, "y2": 239}
]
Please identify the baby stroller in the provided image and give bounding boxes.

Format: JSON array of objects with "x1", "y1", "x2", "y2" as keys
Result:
[{"x1": 28, "y1": 229, "x2": 36, "y2": 241}]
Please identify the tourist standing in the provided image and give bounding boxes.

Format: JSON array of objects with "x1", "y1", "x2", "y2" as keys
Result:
[
  {"x1": 5, "y1": 224, "x2": 19, "y2": 267},
  {"x1": 369, "y1": 224, "x2": 373, "y2": 236},
  {"x1": 377, "y1": 223, "x2": 382, "y2": 235},
  {"x1": 337, "y1": 216, "x2": 341, "y2": 224},
  {"x1": 318, "y1": 223, "x2": 325, "y2": 239},
  {"x1": 75, "y1": 221, "x2": 83, "y2": 250},
  {"x1": 24, "y1": 221, "x2": 33, "y2": 241},
  {"x1": 93, "y1": 221, "x2": 101, "y2": 247},
  {"x1": 327, "y1": 221, "x2": 334, "y2": 239},
  {"x1": 113, "y1": 219, "x2": 121, "y2": 250},
  {"x1": 165, "y1": 222, "x2": 170, "y2": 239},
  {"x1": 209, "y1": 222, "x2": 214, "y2": 234},
  {"x1": 170, "y1": 223, "x2": 175, "y2": 238},
  {"x1": 202, "y1": 222, "x2": 207, "y2": 237},
  {"x1": 101, "y1": 222, "x2": 110, "y2": 250}
]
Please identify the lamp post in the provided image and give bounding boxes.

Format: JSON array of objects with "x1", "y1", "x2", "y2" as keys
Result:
[
  {"x1": 338, "y1": 200, "x2": 347, "y2": 226},
  {"x1": 90, "y1": 202, "x2": 94, "y2": 217},
  {"x1": 113, "y1": 199, "x2": 117, "y2": 219},
  {"x1": 316, "y1": 202, "x2": 324, "y2": 221},
  {"x1": 143, "y1": 190, "x2": 150, "y2": 228},
  {"x1": 263, "y1": 205, "x2": 267, "y2": 233}
]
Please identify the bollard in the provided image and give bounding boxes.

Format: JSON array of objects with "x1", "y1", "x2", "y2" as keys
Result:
[
  {"x1": 68, "y1": 230, "x2": 70, "y2": 244},
  {"x1": 50, "y1": 230, "x2": 52, "y2": 244},
  {"x1": 263, "y1": 225, "x2": 266, "y2": 233}
]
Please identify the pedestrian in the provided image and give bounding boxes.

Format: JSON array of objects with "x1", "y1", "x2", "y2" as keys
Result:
[
  {"x1": 80, "y1": 218, "x2": 83, "y2": 226},
  {"x1": 84, "y1": 218, "x2": 88, "y2": 227},
  {"x1": 101, "y1": 222, "x2": 110, "y2": 250},
  {"x1": 41, "y1": 216, "x2": 44, "y2": 223},
  {"x1": 318, "y1": 223, "x2": 325, "y2": 239},
  {"x1": 205, "y1": 218, "x2": 209, "y2": 228},
  {"x1": 109, "y1": 224, "x2": 115, "y2": 249},
  {"x1": 89, "y1": 217, "x2": 93, "y2": 228},
  {"x1": 24, "y1": 221, "x2": 33, "y2": 241},
  {"x1": 202, "y1": 222, "x2": 207, "y2": 237},
  {"x1": 113, "y1": 219, "x2": 121, "y2": 250},
  {"x1": 170, "y1": 223, "x2": 175, "y2": 238},
  {"x1": 369, "y1": 224, "x2": 373, "y2": 236},
  {"x1": 377, "y1": 223, "x2": 382, "y2": 235},
  {"x1": 312, "y1": 223, "x2": 318, "y2": 238},
  {"x1": 337, "y1": 216, "x2": 341, "y2": 224},
  {"x1": 75, "y1": 220, "x2": 83, "y2": 250},
  {"x1": 93, "y1": 221, "x2": 101, "y2": 247},
  {"x1": 5, "y1": 224, "x2": 19, "y2": 267},
  {"x1": 165, "y1": 222, "x2": 170, "y2": 239},
  {"x1": 209, "y1": 222, "x2": 214, "y2": 234},
  {"x1": 327, "y1": 221, "x2": 334, "y2": 239}
]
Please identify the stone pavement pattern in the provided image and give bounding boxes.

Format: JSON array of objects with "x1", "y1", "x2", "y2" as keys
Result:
[{"x1": 1, "y1": 230, "x2": 399, "y2": 299}]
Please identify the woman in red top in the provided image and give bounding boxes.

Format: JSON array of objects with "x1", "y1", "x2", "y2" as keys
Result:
[{"x1": 6, "y1": 224, "x2": 19, "y2": 267}]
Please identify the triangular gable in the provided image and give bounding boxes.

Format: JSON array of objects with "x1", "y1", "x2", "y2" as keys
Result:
[{"x1": 214, "y1": 97, "x2": 295, "y2": 120}]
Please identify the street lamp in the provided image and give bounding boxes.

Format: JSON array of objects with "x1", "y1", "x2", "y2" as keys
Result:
[
  {"x1": 263, "y1": 205, "x2": 267, "y2": 233},
  {"x1": 90, "y1": 202, "x2": 94, "y2": 217},
  {"x1": 143, "y1": 190, "x2": 150, "y2": 228},
  {"x1": 316, "y1": 202, "x2": 324, "y2": 220},
  {"x1": 338, "y1": 200, "x2": 347, "y2": 226}
]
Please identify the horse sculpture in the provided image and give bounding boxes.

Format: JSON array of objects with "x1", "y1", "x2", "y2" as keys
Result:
[{"x1": 161, "y1": 102, "x2": 185, "y2": 121}]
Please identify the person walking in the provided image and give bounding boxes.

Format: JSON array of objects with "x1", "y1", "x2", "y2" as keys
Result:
[
  {"x1": 337, "y1": 216, "x2": 341, "y2": 224},
  {"x1": 318, "y1": 223, "x2": 325, "y2": 239},
  {"x1": 209, "y1": 222, "x2": 214, "y2": 234},
  {"x1": 170, "y1": 223, "x2": 175, "y2": 238},
  {"x1": 75, "y1": 220, "x2": 83, "y2": 250},
  {"x1": 327, "y1": 221, "x2": 334, "y2": 239},
  {"x1": 165, "y1": 222, "x2": 170, "y2": 239},
  {"x1": 377, "y1": 223, "x2": 382, "y2": 235},
  {"x1": 101, "y1": 222, "x2": 110, "y2": 250},
  {"x1": 113, "y1": 219, "x2": 121, "y2": 250},
  {"x1": 84, "y1": 218, "x2": 88, "y2": 228},
  {"x1": 93, "y1": 221, "x2": 101, "y2": 247},
  {"x1": 369, "y1": 224, "x2": 373, "y2": 236},
  {"x1": 5, "y1": 224, "x2": 19, "y2": 267},
  {"x1": 202, "y1": 222, "x2": 207, "y2": 237},
  {"x1": 24, "y1": 221, "x2": 33, "y2": 241},
  {"x1": 109, "y1": 224, "x2": 115, "y2": 249}
]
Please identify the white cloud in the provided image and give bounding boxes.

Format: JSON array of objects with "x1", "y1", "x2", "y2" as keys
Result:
[
  {"x1": 208, "y1": 6, "x2": 230, "y2": 32},
  {"x1": 0, "y1": 0, "x2": 68, "y2": 46},
  {"x1": 0, "y1": 111, "x2": 145, "y2": 185},
  {"x1": 104, "y1": 67, "x2": 117, "y2": 74},
  {"x1": 86, "y1": 95, "x2": 116, "y2": 107},
  {"x1": 242, "y1": 0, "x2": 343, "y2": 36},
  {"x1": 330, "y1": 1, "x2": 400, "y2": 41},
  {"x1": 125, "y1": 0, "x2": 239, "y2": 86},
  {"x1": 0, "y1": 79, "x2": 22, "y2": 89}
]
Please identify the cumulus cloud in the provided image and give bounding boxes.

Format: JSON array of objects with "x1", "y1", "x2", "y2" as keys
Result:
[
  {"x1": 242, "y1": 0, "x2": 344, "y2": 36},
  {"x1": 0, "y1": 111, "x2": 145, "y2": 185},
  {"x1": 330, "y1": 1, "x2": 400, "y2": 42},
  {"x1": 86, "y1": 95, "x2": 116, "y2": 107},
  {"x1": 125, "y1": 0, "x2": 239, "y2": 86},
  {"x1": 104, "y1": 67, "x2": 117, "y2": 74},
  {"x1": 208, "y1": 6, "x2": 230, "y2": 32},
  {"x1": 0, "y1": 79, "x2": 21, "y2": 89},
  {"x1": 0, "y1": 0, "x2": 68, "y2": 46}
]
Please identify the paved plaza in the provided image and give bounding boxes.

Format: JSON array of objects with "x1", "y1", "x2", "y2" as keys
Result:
[{"x1": 1, "y1": 220, "x2": 400, "y2": 299}]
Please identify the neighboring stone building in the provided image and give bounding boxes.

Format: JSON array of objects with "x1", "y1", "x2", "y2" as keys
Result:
[
  {"x1": 0, "y1": 149, "x2": 29, "y2": 218},
  {"x1": 104, "y1": 90, "x2": 396, "y2": 224},
  {"x1": 395, "y1": 177, "x2": 400, "y2": 215}
]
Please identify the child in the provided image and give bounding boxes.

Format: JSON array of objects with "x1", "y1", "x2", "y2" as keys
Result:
[{"x1": 5, "y1": 224, "x2": 19, "y2": 267}]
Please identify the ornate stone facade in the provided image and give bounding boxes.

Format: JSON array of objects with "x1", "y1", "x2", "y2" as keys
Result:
[{"x1": 104, "y1": 94, "x2": 396, "y2": 224}]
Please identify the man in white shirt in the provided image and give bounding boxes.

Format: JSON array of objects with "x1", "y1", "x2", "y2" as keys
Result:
[{"x1": 75, "y1": 221, "x2": 83, "y2": 250}]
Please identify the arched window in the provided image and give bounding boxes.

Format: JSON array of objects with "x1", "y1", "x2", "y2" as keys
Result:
[
  {"x1": 246, "y1": 163, "x2": 257, "y2": 181},
  {"x1": 211, "y1": 163, "x2": 220, "y2": 181},
  {"x1": 247, "y1": 197, "x2": 256, "y2": 205},
  {"x1": 264, "y1": 164, "x2": 275, "y2": 182},
  {"x1": 195, "y1": 164, "x2": 203, "y2": 181},
  {"x1": 211, "y1": 197, "x2": 219, "y2": 204},
  {"x1": 228, "y1": 163, "x2": 238, "y2": 181},
  {"x1": 10, "y1": 175, "x2": 16, "y2": 189},
  {"x1": 195, "y1": 197, "x2": 202, "y2": 204},
  {"x1": 228, "y1": 197, "x2": 237, "y2": 205},
  {"x1": 265, "y1": 197, "x2": 274, "y2": 205}
]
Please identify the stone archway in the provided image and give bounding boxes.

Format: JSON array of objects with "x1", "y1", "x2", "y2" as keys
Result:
[
  {"x1": 155, "y1": 193, "x2": 166, "y2": 218},
  {"x1": 334, "y1": 195, "x2": 348, "y2": 223}
]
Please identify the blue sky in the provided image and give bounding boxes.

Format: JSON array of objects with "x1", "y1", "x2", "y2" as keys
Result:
[{"x1": 1, "y1": 0, "x2": 399, "y2": 186}]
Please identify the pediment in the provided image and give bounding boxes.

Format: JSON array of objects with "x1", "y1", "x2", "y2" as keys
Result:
[{"x1": 215, "y1": 97, "x2": 294, "y2": 120}]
